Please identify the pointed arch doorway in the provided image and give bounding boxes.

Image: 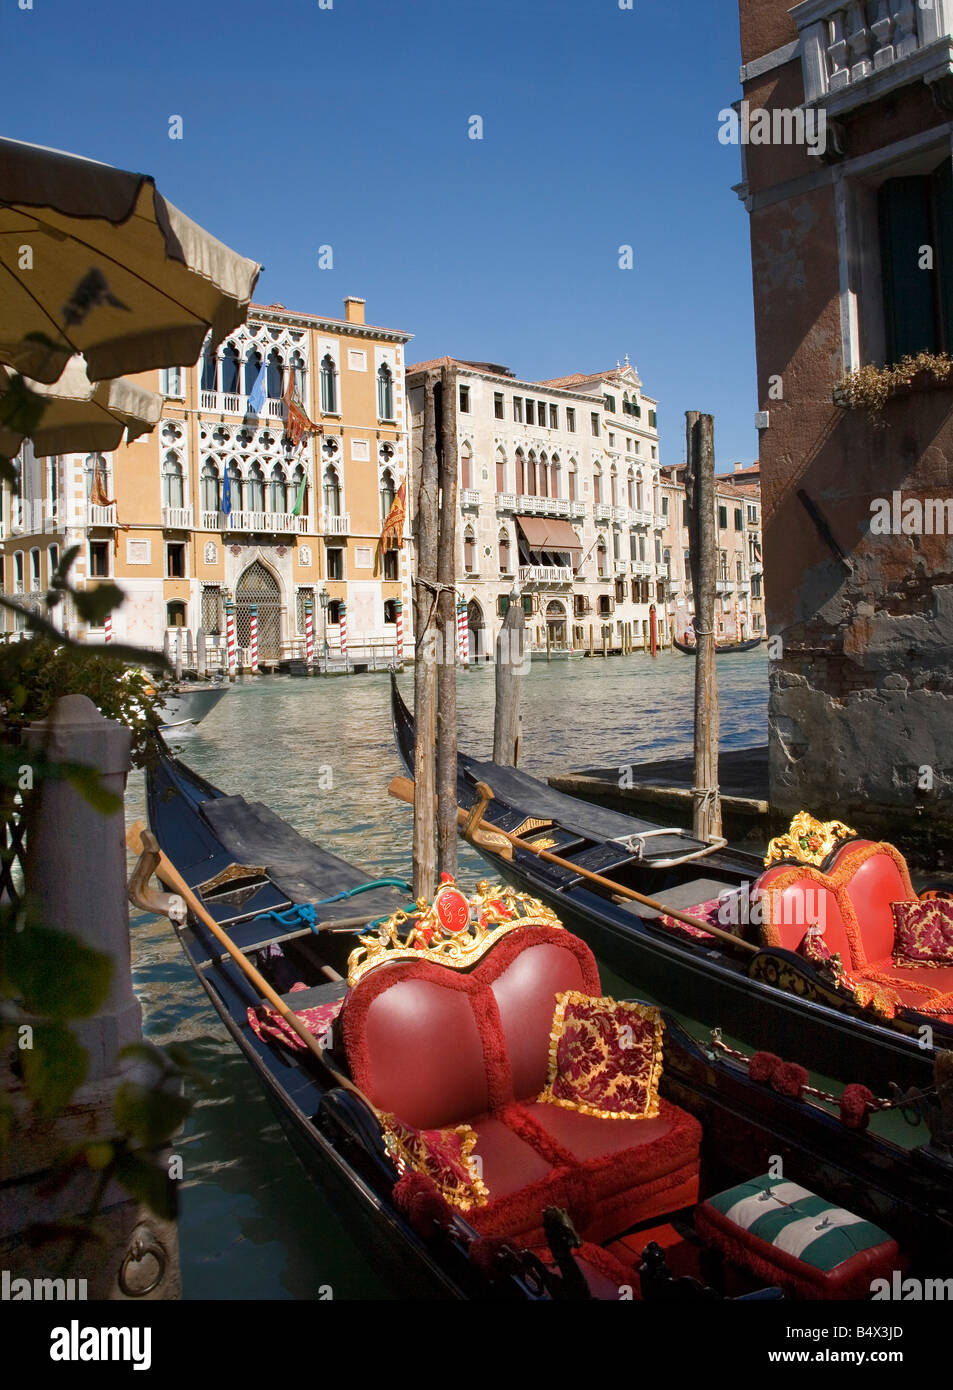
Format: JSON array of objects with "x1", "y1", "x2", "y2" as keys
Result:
[
  {"x1": 467, "y1": 600, "x2": 485, "y2": 662},
  {"x1": 236, "y1": 560, "x2": 282, "y2": 661}
]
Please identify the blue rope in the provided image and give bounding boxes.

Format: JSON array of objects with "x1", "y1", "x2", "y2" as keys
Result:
[{"x1": 256, "y1": 877, "x2": 414, "y2": 933}]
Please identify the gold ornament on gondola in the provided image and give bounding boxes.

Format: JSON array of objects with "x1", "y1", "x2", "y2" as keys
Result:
[
  {"x1": 346, "y1": 875, "x2": 562, "y2": 986},
  {"x1": 764, "y1": 812, "x2": 858, "y2": 869}
]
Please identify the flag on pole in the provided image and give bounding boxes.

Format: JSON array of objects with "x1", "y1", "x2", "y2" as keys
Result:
[
  {"x1": 247, "y1": 360, "x2": 267, "y2": 416},
  {"x1": 380, "y1": 480, "x2": 406, "y2": 552},
  {"x1": 283, "y1": 376, "x2": 316, "y2": 449},
  {"x1": 221, "y1": 466, "x2": 232, "y2": 516}
]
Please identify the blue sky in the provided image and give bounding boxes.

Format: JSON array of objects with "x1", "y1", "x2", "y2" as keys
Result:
[{"x1": 2, "y1": 0, "x2": 757, "y2": 465}]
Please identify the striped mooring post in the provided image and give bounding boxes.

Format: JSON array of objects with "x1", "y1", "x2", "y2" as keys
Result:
[
  {"x1": 249, "y1": 603, "x2": 259, "y2": 671},
  {"x1": 457, "y1": 599, "x2": 469, "y2": 667},
  {"x1": 394, "y1": 597, "x2": 403, "y2": 665},
  {"x1": 225, "y1": 603, "x2": 237, "y2": 682},
  {"x1": 339, "y1": 602, "x2": 348, "y2": 668},
  {"x1": 304, "y1": 600, "x2": 314, "y2": 668},
  {"x1": 104, "y1": 612, "x2": 113, "y2": 644}
]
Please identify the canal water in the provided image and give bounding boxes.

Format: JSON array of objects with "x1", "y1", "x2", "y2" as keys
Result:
[{"x1": 127, "y1": 650, "x2": 778, "y2": 1298}]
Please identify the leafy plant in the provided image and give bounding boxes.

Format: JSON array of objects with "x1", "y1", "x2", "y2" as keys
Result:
[{"x1": 834, "y1": 351, "x2": 953, "y2": 415}]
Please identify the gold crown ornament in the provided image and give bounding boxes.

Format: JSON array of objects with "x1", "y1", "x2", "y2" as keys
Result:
[
  {"x1": 764, "y1": 811, "x2": 857, "y2": 870},
  {"x1": 346, "y1": 874, "x2": 562, "y2": 987}
]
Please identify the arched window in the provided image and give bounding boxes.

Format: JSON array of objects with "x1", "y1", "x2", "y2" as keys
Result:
[
  {"x1": 610, "y1": 466, "x2": 618, "y2": 507},
  {"x1": 636, "y1": 472, "x2": 644, "y2": 510},
  {"x1": 267, "y1": 350, "x2": 284, "y2": 400},
  {"x1": 226, "y1": 459, "x2": 243, "y2": 512},
  {"x1": 384, "y1": 598, "x2": 399, "y2": 624},
  {"x1": 292, "y1": 463, "x2": 307, "y2": 518},
  {"x1": 593, "y1": 467, "x2": 603, "y2": 505},
  {"x1": 201, "y1": 460, "x2": 220, "y2": 513},
  {"x1": 464, "y1": 528, "x2": 476, "y2": 573},
  {"x1": 551, "y1": 454, "x2": 560, "y2": 499},
  {"x1": 162, "y1": 451, "x2": 184, "y2": 509},
  {"x1": 377, "y1": 363, "x2": 394, "y2": 420},
  {"x1": 379, "y1": 468, "x2": 396, "y2": 522},
  {"x1": 320, "y1": 354, "x2": 337, "y2": 414},
  {"x1": 323, "y1": 465, "x2": 341, "y2": 517},
  {"x1": 270, "y1": 463, "x2": 288, "y2": 513},
  {"x1": 460, "y1": 446, "x2": 472, "y2": 491},
  {"x1": 289, "y1": 352, "x2": 306, "y2": 398},
  {"x1": 244, "y1": 350, "x2": 263, "y2": 396},
  {"x1": 201, "y1": 344, "x2": 217, "y2": 393},
  {"x1": 327, "y1": 599, "x2": 342, "y2": 625},
  {"x1": 221, "y1": 343, "x2": 240, "y2": 395},
  {"x1": 166, "y1": 600, "x2": 187, "y2": 627},
  {"x1": 84, "y1": 452, "x2": 108, "y2": 499},
  {"x1": 568, "y1": 461, "x2": 577, "y2": 502},
  {"x1": 597, "y1": 539, "x2": 607, "y2": 578},
  {"x1": 516, "y1": 450, "x2": 526, "y2": 495},
  {"x1": 498, "y1": 530, "x2": 511, "y2": 573},
  {"x1": 539, "y1": 452, "x2": 549, "y2": 498},
  {"x1": 246, "y1": 462, "x2": 265, "y2": 512},
  {"x1": 495, "y1": 450, "x2": 506, "y2": 494},
  {"x1": 528, "y1": 451, "x2": 537, "y2": 495},
  {"x1": 627, "y1": 470, "x2": 635, "y2": 509}
]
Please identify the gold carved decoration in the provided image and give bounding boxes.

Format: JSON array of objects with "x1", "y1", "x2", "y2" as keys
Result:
[
  {"x1": 347, "y1": 875, "x2": 562, "y2": 987},
  {"x1": 764, "y1": 812, "x2": 857, "y2": 869},
  {"x1": 198, "y1": 863, "x2": 267, "y2": 896}
]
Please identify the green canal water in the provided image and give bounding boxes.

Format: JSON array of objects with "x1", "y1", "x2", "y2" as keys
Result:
[{"x1": 124, "y1": 649, "x2": 914, "y2": 1300}]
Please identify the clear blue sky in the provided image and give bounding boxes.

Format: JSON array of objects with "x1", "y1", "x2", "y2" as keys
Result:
[{"x1": 2, "y1": 0, "x2": 757, "y2": 465}]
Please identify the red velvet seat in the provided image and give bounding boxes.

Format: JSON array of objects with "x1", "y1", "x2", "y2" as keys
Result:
[{"x1": 341, "y1": 923, "x2": 701, "y2": 1245}]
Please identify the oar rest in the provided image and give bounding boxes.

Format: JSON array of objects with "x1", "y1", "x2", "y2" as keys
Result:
[
  {"x1": 753, "y1": 814, "x2": 953, "y2": 1017},
  {"x1": 338, "y1": 878, "x2": 702, "y2": 1248}
]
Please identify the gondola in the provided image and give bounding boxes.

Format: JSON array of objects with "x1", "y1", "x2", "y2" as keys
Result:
[
  {"x1": 391, "y1": 676, "x2": 953, "y2": 1093},
  {"x1": 673, "y1": 635, "x2": 763, "y2": 655},
  {"x1": 135, "y1": 738, "x2": 953, "y2": 1302}
]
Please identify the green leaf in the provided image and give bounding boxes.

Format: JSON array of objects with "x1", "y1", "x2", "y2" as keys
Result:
[
  {"x1": 113, "y1": 1148, "x2": 177, "y2": 1221},
  {"x1": 1, "y1": 920, "x2": 113, "y2": 1018},
  {"x1": 113, "y1": 1081, "x2": 190, "y2": 1146},
  {"x1": 20, "y1": 1023, "x2": 88, "y2": 1116},
  {"x1": 0, "y1": 375, "x2": 49, "y2": 437},
  {"x1": 71, "y1": 583, "x2": 124, "y2": 625}
]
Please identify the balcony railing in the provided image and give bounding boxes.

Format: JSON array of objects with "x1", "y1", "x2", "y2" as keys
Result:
[
  {"x1": 654, "y1": 513, "x2": 667, "y2": 529},
  {"x1": 162, "y1": 506, "x2": 194, "y2": 529},
  {"x1": 612, "y1": 505, "x2": 627, "y2": 523},
  {"x1": 629, "y1": 508, "x2": 652, "y2": 527},
  {"x1": 88, "y1": 503, "x2": 118, "y2": 526},
  {"x1": 569, "y1": 500, "x2": 587, "y2": 520},
  {"x1": 199, "y1": 392, "x2": 286, "y2": 419},
  {"x1": 324, "y1": 513, "x2": 351, "y2": 535},
  {"x1": 460, "y1": 488, "x2": 481, "y2": 508},
  {"x1": 593, "y1": 503, "x2": 612, "y2": 522},
  {"x1": 516, "y1": 494, "x2": 570, "y2": 517},
  {"x1": 519, "y1": 565, "x2": 574, "y2": 585},
  {"x1": 496, "y1": 492, "x2": 518, "y2": 511},
  {"x1": 793, "y1": 0, "x2": 953, "y2": 111},
  {"x1": 201, "y1": 510, "x2": 308, "y2": 533}
]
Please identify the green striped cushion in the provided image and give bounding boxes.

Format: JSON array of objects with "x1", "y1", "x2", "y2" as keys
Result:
[{"x1": 707, "y1": 1175, "x2": 892, "y2": 1274}]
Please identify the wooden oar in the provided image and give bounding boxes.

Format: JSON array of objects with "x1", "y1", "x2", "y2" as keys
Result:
[
  {"x1": 126, "y1": 820, "x2": 329, "y2": 1062},
  {"x1": 387, "y1": 777, "x2": 757, "y2": 954}
]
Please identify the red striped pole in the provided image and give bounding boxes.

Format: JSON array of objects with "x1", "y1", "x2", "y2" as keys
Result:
[
  {"x1": 104, "y1": 612, "x2": 113, "y2": 644},
  {"x1": 394, "y1": 597, "x2": 403, "y2": 665},
  {"x1": 339, "y1": 602, "x2": 348, "y2": 667},
  {"x1": 305, "y1": 600, "x2": 314, "y2": 667},
  {"x1": 225, "y1": 602, "x2": 237, "y2": 681},
  {"x1": 457, "y1": 599, "x2": 469, "y2": 666},
  {"x1": 249, "y1": 603, "x2": 259, "y2": 671}
]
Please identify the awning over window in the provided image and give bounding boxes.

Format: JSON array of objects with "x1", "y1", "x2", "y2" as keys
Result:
[{"x1": 516, "y1": 516, "x2": 583, "y2": 554}]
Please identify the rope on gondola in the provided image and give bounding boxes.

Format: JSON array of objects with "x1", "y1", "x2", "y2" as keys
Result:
[{"x1": 256, "y1": 878, "x2": 415, "y2": 932}]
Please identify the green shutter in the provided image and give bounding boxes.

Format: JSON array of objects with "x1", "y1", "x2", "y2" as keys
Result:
[
  {"x1": 932, "y1": 158, "x2": 953, "y2": 352},
  {"x1": 879, "y1": 175, "x2": 936, "y2": 361}
]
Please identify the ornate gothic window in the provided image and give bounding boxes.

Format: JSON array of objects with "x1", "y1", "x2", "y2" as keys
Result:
[
  {"x1": 246, "y1": 462, "x2": 265, "y2": 512},
  {"x1": 201, "y1": 459, "x2": 220, "y2": 513},
  {"x1": 162, "y1": 451, "x2": 184, "y2": 509},
  {"x1": 270, "y1": 464, "x2": 288, "y2": 513},
  {"x1": 320, "y1": 354, "x2": 337, "y2": 414},
  {"x1": 221, "y1": 343, "x2": 240, "y2": 395},
  {"x1": 244, "y1": 351, "x2": 263, "y2": 395},
  {"x1": 323, "y1": 465, "x2": 341, "y2": 517},
  {"x1": 377, "y1": 362, "x2": 394, "y2": 420},
  {"x1": 267, "y1": 350, "x2": 284, "y2": 400},
  {"x1": 380, "y1": 468, "x2": 396, "y2": 522}
]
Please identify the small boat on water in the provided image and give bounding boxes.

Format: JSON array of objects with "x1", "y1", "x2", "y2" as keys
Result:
[
  {"x1": 156, "y1": 681, "x2": 228, "y2": 731},
  {"x1": 673, "y1": 635, "x2": 763, "y2": 655},
  {"x1": 133, "y1": 739, "x2": 953, "y2": 1301},
  {"x1": 391, "y1": 677, "x2": 953, "y2": 1093}
]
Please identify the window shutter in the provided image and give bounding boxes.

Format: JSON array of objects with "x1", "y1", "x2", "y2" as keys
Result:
[
  {"x1": 932, "y1": 158, "x2": 953, "y2": 352},
  {"x1": 879, "y1": 175, "x2": 936, "y2": 361}
]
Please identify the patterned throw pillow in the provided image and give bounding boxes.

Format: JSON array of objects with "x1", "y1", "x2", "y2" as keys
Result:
[
  {"x1": 891, "y1": 899, "x2": 953, "y2": 968},
  {"x1": 538, "y1": 991, "x2": 664, "y2": 1121},
  {"x1": 379, "y1": 1116, "x2": 489, "y2": 1212}
]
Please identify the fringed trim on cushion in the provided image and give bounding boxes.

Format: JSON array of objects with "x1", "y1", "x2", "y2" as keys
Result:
[
  {"x1": 380, "y1": 1114, "x2": 490, "y2": 1212},
  {"x1": 537, "y1": 992, "x2": 665, "y2": 1120}
]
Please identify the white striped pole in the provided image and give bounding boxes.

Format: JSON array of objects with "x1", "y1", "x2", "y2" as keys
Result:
[
  {"x1": 339, "y1": 602, "x2": 348, "y2": 668},
  {"x1": 457, "y1": 599, "x2": 469, "y2": 667},
  {"x1": 394, "y1": 597, "x2": 403, "y2": 666},
  {"x1": 249, "y1": 603, "x2": 259, "y2": 672},
  {"x1": 305, "y1": 600, "x2": 314, "y2": 668},
  {"x1": 225, "y1": 603, "x2": 237, "y2": 682},
  {"x1": 104, "y1": 612, "x2": 113, "y2": 644}
]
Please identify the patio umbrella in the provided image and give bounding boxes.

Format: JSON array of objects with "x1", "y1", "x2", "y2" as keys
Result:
[
  {"x1": 0, "y1": 357, "x2": 163, "y2": 458},
  {"x1": 0, "y1": 138, "x2": 261, "y2": 385}
]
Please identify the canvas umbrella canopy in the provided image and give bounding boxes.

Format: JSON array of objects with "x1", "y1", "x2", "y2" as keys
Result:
[
  {"x1": 0, "y1": 357, "x2": 163, "y2": 458},
  {"x1": 0, "y1": 138, "x2": 261, "y2": 385}
]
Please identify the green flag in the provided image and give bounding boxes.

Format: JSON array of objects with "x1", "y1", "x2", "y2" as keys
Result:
[{"x1": 291, "y1": 471, "x2": 307, "y2": 517}]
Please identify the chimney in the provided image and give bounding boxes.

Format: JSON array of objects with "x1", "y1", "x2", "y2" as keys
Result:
[
  {"x1": 343, "y1": 296, "x2": 366, "y2": 325},
  {"x1": 734, "y1": 461, "x2": 744, "y2": 472}
]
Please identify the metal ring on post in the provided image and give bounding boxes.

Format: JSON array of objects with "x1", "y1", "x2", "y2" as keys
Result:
[{"x1": 118, "y1": 1230, "x2": 167, "y2": 1297}]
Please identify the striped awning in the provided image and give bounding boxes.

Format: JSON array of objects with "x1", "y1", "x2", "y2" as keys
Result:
[{"x1": 516, "y1": 516, "x2": 582, "y2": 554}]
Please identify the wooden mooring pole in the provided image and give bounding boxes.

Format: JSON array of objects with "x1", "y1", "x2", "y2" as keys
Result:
[
  {"x1": 413, "y1": 374, "x2": 439, "y2": 898},
  {"x1": 685, "y1": 411, "x2": 722, "y2": 843},
  {"x1": 435, "y1": 365, "x2": 458, "y2": 879}
]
